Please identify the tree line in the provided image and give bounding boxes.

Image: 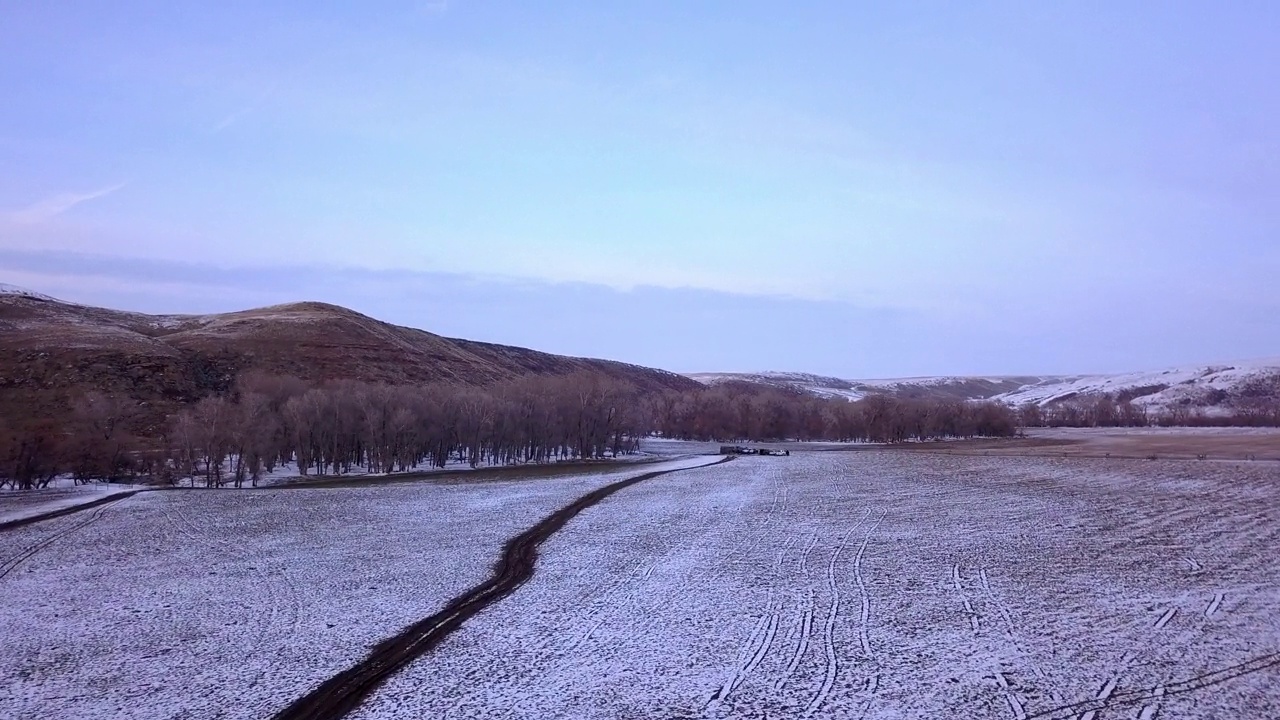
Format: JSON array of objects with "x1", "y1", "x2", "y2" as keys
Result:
[
  {"x1": 0, "y1": 372, "x2": 1024, "y2": 489},
  {"x1": 649, "y1": 382, "x2": 1018, "y2": 443},
  {"x1": 7, "y1": 371, "x2": 1278, "y2": 489}
]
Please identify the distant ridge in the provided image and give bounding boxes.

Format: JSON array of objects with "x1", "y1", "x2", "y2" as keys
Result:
[
  {"x1": 688, "y1": 362, "x2": 1280, "y2": 416},
  {"x1": 686, "y1": 371, "x2": 1053, "y2": 402},
  {"x1": 0, "y1": 283, "x2": 56, "y2": 302},
  {"x1": 0, "y1": 288, "x2": 698, "y2": 432}
]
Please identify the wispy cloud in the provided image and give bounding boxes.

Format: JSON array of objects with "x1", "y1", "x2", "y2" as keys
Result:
[
  {"x1": 212, "y1": 107, "x2": 252, "y2": 133},
  {"x1": 421, "y1": 1, "x2": 450, "y2": 15},
  {"x1": 7, "y1": 183, "x2": 126, "y2": 224}
]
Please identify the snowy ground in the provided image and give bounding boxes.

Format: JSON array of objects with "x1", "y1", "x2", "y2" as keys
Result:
[
  {"x1": 0, "y1": 457, "x2": 708, "y2": 719},
  {"x1": 4, "y1": 451, "x2": 1279, "y2": 719},
  {"x1": 0, "y1": 482, "x2": 140, "y2": 525}
]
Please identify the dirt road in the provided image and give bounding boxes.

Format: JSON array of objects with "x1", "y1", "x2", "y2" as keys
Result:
[{"x1": 271, "y1": 456, "x2": 731, "y2": 720}]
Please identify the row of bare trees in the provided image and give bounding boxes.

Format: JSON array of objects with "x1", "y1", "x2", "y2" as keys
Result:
[
  {"x1": 1016, "y1": 389, "x2": 1280, "y2": 429},
  {"x1": 168, "y1": 371, "x2": 651, "y2": 487},
  {"x1": 1, "y1": 371, "x2": 1028, "y2": 488},
  {"x1": 0, "y1": 392, "x2": 153, "y2": 490},
  {"x1": 651, "y1": 383, "x2": 1018, "y2": 443},
  {"x1": 1, "y1": 372, "x2": 648, "y2": 489}
]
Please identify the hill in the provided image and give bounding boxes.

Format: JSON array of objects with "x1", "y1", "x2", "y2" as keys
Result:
[
  {"x1": 987, "y1": 359, "x2": 1280, "y2": 415},
  {"x1": 689, "y1": 362, "x2": 1280, "y2": 417},
  {"x1": 686, "y1": 371, "x2": 1057, "y2": 402},
  {"x1": 0, "y1": 287, "x2": 697, "y2": 432}
]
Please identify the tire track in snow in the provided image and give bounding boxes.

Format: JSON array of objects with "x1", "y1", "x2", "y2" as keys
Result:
[
  {"x1": 0, "y1": 502, "x2": 114, "y2": 580},
  {"x1": 160, "y1": 494, "x2": 305, "y2": 674},
  {"x1": 1153, "y1": 608, "x2": 1177, "y2": 631},
  {"x1": 803, "y1": 523, "x2": 861, "y2": 718},
  {"x1": 853, "y1": 511, "x2": 885, "y2": 660},
  {"x1": 953, "y1": 563, "x2": 1027, "y2": 720},
  {"x1": 1131, "y1": 592, "x2": 1231, "y2": 720},
  {"x1": 979, "y1": 567, "x2": 1066, "y2": 707},
  {"x1": 738, "y1": 467, "x2": 787, "y2": 559},
  {"x1": 1076, "y1": 603, "x2": 1184, "y2": 720},
  {"x1": 801, "y1": 508, "x2": 876, "y2": 719},
  {"x1": 1023, "y1": 651, "x2": 1280, "y2": 720},
  {"x1": 849, "y1": 510, "x2": 887, "y2": 720},
  {"x1": 775, "y1": 534, "x2": 820, "y2": 692},
  {"x1": 706, "y1": 597, "x2": 780, "y2": 709},
  {"x1": 0, "y1": 489, "x2": 144, "y2": 533},
  {"x1": 557, "y1": 559, "x2": 651, "y2": 655},
  {"x1": 1078, "y1": 676, "x2": 1119, "y2": 720},
  {"x1": 1204, "y1": 593, "x2": 1224, "y2": 618},
  {"x1": 1135, "y1": 684, "x2": 1165, "y2": 720},
  {"x1": 707, "y1": 506, "x2": 801, "y2": 709},
  {"x1": 952, "y1": 563, "x2": 980, "y2": 634}
]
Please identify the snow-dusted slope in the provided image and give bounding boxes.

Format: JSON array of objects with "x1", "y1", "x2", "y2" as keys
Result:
[
  {"x1": 990, "y1": 359, "x2": 1280, "y2": 413},
  {"x1": 686, "y1": 371, "x2": 872, "y2": 400},
  {"x1": 686, "y1": 371, "x2": 1055, "y2": 402},
  {"x1": 0, "y1": 283, "x2": 57, "y2": 302},
  {"x1": 688, "y1": 360, "x2": 1280, "y2": 414}
]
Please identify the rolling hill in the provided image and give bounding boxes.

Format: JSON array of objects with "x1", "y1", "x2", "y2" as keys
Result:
[
  {"x1": 0, "y1": 286, "x2": 697, "y2": 431},
  {"x1": 688, "y1": 361, "x2": 1280, "y2": 416},
  {"x1": 685, "y1": 371, "x2": 1059, "y2": 402}
]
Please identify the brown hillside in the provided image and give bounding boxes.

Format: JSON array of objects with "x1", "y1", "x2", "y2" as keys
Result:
[{"x1": 0, "y1": 293, "x2": 697, "y2": 433}]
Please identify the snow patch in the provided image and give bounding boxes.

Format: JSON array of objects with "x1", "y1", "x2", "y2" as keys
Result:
[{"x1": 0, "y1": 283, "x2": 58, "y2": 302}]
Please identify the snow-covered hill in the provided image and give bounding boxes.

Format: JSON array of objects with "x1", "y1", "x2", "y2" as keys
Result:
[
  {"x1": 685, "y1": 371, "x2": 1056, "y2": 402},
  {"x1": 688, "y1": 360, "x2": 1280, "y2": 415},
  {"x1": 989, "y1": 359, "x2": 1280, "y2": 414},
  {"x1": 0, "y1": 283, "x2": 57, "y2": 302}
]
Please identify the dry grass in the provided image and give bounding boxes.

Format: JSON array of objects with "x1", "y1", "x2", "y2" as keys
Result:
[{"x1": 891, "y1": 428, "x2": 1280, "y2": 461}]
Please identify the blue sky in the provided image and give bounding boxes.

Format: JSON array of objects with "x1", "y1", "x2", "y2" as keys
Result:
[{"x1": 2, "y1": 2, "x2": 1277, "y2": 376}]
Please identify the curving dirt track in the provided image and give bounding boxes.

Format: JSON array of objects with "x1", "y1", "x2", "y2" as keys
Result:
[
  {"x1": 0, "y1": 490, "x2": 145, "y2": 533},
  {"x1": 271, "y1": 456, "x2": 732, "y2": 720}
]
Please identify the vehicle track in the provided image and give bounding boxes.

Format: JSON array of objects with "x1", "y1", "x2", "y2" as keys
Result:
[
  {"x1": 707, "y1": 594, "x2": 781, "y2": 709},
  {"x1": 951, "y1": 563, "x2": 1028, "y2": 719},
  {"x1": 553, "y1": 558, "x2": 650, "y2": 655},
  {"x1": 155, "y1": 492, "x2": 305, "y2": 676},
  {"x1": 271, "y1": 456, "x2": 731, "y2": 720},
  {"x1": 0, "y1": 490, "x2": 142, "y2": 533},
  {"x1": 707, "y1": 518, "x2": 801, "y2": 710},
  {"x1": 978, "y1": 567, "x2": 1066, "y2": 707},
  {"x1": 1023, "y1": 651, "x2": 1280, "y2": 720},
  {"x1": 800, "y1": 507, "x2": 876, "y2": 719},
  {"x1": 775, "y1": 534, "x2": 820, "y2": 692},
  {"x1": 952, "y1": 563, "x2": 980, "y2": 634},
  {"x1": 1128, "y1": 590, "x2": 1233, "y2": 720},
  {"x1": 0, "y1": 502, "x2": 115, "y2": 580},
  {"x1": 849, "y1": 510, "x2": 886, "y2": 720}
]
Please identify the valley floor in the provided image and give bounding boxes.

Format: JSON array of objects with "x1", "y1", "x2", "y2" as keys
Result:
[
  {"x1": 2, "y1": 448, "x2": 1278, "y2": 719},
  {"x1": 894, "y1": 426, "x2": 1280, "y2": 461}
]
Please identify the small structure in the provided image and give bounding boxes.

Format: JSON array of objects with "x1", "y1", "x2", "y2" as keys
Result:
[{"x1": 719, "y1": 446, "x2": 790, "y2": 456}]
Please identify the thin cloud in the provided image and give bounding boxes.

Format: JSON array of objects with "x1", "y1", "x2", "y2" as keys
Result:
[
  {"x1": 7, "y1": 183, "x2": 126, "y2": 224},
  {"x1": 212, "y1": 107, "x2": 252, "y2": 133}
]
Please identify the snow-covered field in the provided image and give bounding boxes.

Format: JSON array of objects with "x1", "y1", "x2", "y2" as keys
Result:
[
  {"x1": 0, "y1": 458, "x2": 708, "y2": 719},
  {"x1": 0, "y1": 481, "x2": 140, "y2": 526},
  {"x1": 3, "y1": 451, "x2": 1279, "y2": 719}
]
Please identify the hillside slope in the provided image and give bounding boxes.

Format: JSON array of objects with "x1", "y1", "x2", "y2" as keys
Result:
[
  {"x1": 690, "y1": 362, "x2": 1280, "y2": 416},
  {"x1": 686, "y1": 371, "x2": 1056, "y2": 402},
  {"x1": 988, "y1": 359, "x2": 1280, "y2": 414},
  {"x1": 0, "y1": 288, "x2": 697, "y2": 431}
]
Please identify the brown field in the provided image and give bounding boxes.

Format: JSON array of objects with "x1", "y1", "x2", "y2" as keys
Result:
[{"x1": 892, "y1": 427, "x2": 1280, "y2": 461}]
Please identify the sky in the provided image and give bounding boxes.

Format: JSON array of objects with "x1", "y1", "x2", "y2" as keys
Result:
[{"x1": 2, "y1": 2, "x2": 1278, "y2": 377}]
